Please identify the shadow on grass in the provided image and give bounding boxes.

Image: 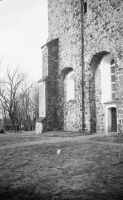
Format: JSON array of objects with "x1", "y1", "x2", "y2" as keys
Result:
[{"x1": 1, "y1": 185, "x2": 123, "y2": 200}]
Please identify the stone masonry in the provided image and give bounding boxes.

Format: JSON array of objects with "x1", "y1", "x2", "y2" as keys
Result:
[
  {"x1": 39, "y1": 0, "x2": 123, "y2": 134},
  {"x1": 38, "y1": 39, "x2": 59, "y2": 132}
]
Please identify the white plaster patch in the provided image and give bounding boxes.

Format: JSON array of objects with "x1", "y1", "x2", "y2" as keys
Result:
[{"x1": 35, "y1": 122, "x2": 43, "y2": 134}]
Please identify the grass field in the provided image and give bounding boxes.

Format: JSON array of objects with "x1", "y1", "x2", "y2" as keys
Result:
[{"x1": 0, "y1": 132, "x2": 123, "y2": 200}]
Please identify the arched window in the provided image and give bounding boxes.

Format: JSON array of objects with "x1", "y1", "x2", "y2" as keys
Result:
[
  {"x1": 100, "y1": 54, "x2": 116, "y2": 103},
  {"x1": 66, "y1": 71, "x2": 75, "y2": 102}
]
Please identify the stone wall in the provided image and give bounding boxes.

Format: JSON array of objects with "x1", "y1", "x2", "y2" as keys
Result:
[
  {"x1": 48, "y1": 0, "x2": 83, "y2": 132},
  {"x1": 41, "y1": 39, "x2": 60, "y2": 131},
  {"x1": 95, "y1": 63, "x2": 105, "y2": 133},
  {"x1": 84, "y1": 0, "x2": 123, "y2": 133},
  {"x1": 42, "y1": 45, "x2": 48, "y2": 78},
  {"x1": 41, "y1": 0, "x2": 123, "y2": 133}
]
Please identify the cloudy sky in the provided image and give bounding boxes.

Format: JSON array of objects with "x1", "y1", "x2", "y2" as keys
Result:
[{"x1": 0, "y1": 0, "x2": 48, "y2": 81}]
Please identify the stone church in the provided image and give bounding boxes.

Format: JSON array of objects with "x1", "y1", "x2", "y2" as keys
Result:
[{"x1": 37, "y1": 0, "x2": 123, "y2": 134}]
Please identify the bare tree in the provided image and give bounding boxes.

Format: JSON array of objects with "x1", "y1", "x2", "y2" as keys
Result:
[
  {"x1": 30, "y1": 84, "x2": 39, "y2": 121},
  {"x1": 0, "y1": 63, "x2": 32, "y2": 130},
  {"x1": 17, "y1": 87, "x2": 32, "y2": 130},
  {"x1": 17, "y1": 83, "x2": 39, "y2": 130}
]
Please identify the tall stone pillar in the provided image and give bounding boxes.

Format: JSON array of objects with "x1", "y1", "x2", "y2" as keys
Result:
[{"x1": 36, "y1": 38, "x2": 59, "y2": 133}]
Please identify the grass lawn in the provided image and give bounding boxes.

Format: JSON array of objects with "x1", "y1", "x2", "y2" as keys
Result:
[
  {"x1": 0, "y1": 131, "x2": 83, "y2": 146},
  {"x1": 0, "y1": 132, "x2": 45, "y2": 146},
  {"x1": 90, "y1": 134, "x2": 123, "y2": 144},
  {"x1": 0, "y1": 132, "x2": 123, "y2": 200}
]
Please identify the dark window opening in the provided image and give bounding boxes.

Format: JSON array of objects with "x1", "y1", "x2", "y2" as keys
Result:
[
  {"x1": 82, "y1": 0, "x2": 87, "y2": 14},
  {"x1": 84, "y1": 2, "x2": 87, "y2": 14},
  {"x1": 111, "y1": 107, "x2": 117, "y2": 132}
]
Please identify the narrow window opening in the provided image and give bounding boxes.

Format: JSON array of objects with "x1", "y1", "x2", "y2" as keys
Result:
[
  {"x1": 84, "y1": 2, "x2": 87, "y2": 14},
  {"x1": 82, "y1": 0, "x2": 87, "y2": 14}
]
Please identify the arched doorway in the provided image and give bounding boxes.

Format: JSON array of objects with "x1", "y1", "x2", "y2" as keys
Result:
[
  {"x1": 89, "y1": 51, "x2": 117, "y2": 133},
  {"x1": 106, "y1": 106, "x2": 117, "y2": 132},
  {"x1": 89, "y1": 51, "x2": 109, "y2": 133}
]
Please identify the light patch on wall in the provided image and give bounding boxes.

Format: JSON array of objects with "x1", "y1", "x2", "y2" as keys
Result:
[
  {"x1": 67, "y1": 71, "x2": 75, "y2": 102},
  {"x1": 39, "y1": 82, "x2": 46, "y2": 117},
  {"x1": 100, "y1": 54, "x2": 112, "y2": 103}
]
